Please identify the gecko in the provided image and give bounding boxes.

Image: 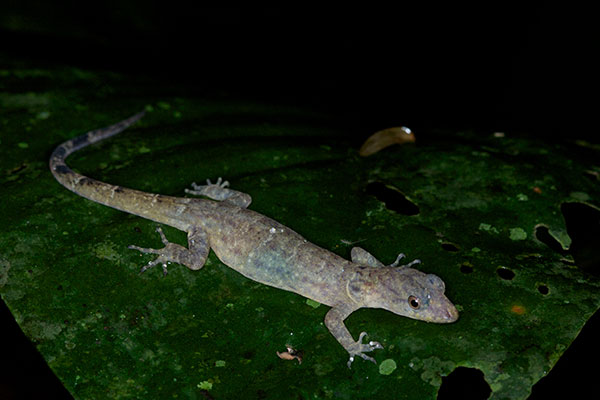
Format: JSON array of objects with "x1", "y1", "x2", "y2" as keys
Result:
[{"x1": 49, "y1": 112, "x2": 459, "y2": 367}]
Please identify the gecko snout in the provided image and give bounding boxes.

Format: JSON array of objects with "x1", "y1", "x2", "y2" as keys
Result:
[{"x1": 441, "y1": 303, "x2": 459, "y2": 323}]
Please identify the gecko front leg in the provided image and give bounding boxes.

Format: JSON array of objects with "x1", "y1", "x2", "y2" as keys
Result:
[
  {"x1": 128, "y1": 226, "x2": 209, "y2": 276},
  {"x1": 324, "y1": 305, "x2": 383, "y2": 368}
]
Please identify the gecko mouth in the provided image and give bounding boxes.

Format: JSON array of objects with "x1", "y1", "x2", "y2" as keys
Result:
[
  {"x1": 445, "y1": 304, "x2": 459, "y2": 322},
  {"x1": 422, "y1": 301, "x2": 459, "y2": 323},
  {"x1": 436, "y1": 303, "x2": 459, "y2": 323}
]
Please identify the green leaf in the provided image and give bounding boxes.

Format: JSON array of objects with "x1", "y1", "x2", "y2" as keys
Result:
[{"x1": 0, "y1": 67, "x2": 599, "y2": 400}]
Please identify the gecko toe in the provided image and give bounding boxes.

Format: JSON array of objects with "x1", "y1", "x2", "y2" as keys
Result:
[
  {"x1": 359, "y1": 353, "x2": 377, "y2": 364},
  {"x1": 139, "y1": 260, "x2": 156, "y2": 274},
  {"x1": 369, "y1": 341, "x2": 383, "y2": 350},
  {"x1": 129, "y1": 244, "x2": 158, "y2": 255},
  {"x1": 389, "y1": 253, "x2": 406, "y2": 267}
]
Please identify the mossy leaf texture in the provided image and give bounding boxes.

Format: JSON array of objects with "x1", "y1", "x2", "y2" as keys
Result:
[{"x1": 1, "y1": 68, "x2": 599, "y2": 399}]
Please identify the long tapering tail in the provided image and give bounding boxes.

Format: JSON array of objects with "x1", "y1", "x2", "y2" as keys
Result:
[
  {"x1": 50, "y1": 111, "x2": 145, "y2": 177},
  {"x1": 49, "y1": 111, "x2": 194, "y2": 231}
]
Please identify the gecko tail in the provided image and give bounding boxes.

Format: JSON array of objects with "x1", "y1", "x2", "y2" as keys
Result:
[
  {"x1": 50, "y1": 111, "x2": 145, "y2": 169},
  {"x1": 49, "y1": 110, "x2": 147, "y2": 206},
  {"x1": 48, "y1": 110, "x2": 195, "y2": 231}
]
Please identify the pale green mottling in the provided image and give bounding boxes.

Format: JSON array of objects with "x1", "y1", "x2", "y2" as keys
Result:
[
  {"x1": 23, "y1": 320, "x2": 63, "y2": 341},
  {"x1": 509, "y1": 227, "x2": 527, "y2": 241},
  {"x1": 37, "y1": 110, "x2": 51, "y2": 120},
  {"x1": 93, "y1": 241, "x2": 121, "y2": 261},
  {"x1": 198, "y1": 380, "x2": 212, "y2": 390},
  {"x1": 419, "y1": 357, "x2": 455, "y2": 387},
  {"x1": 479, "y1": 223, "x2": 499, "y2": 234},
  {"x1": 306, "y1": 298, "x2": 321, "y2": 308},
  {"x1": 548, "y1": 228, "x2": 572, "y2": 250},
  {"x1": 378, "y1": 359, "x2": 397, "y2": 375},
  {"x1": 569, "y1": 191, "x2": 590, "y2": 201},
  {"x1": 0, "y1": 258, "x2": 9, "y2": 287}
]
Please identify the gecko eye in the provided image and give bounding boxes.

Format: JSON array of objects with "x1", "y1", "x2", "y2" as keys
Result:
[{"x1": 408, "y1": 295, "x2": 420, "y2": 309}]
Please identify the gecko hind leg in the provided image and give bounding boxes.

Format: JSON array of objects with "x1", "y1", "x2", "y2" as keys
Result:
[
  {"x1": 185, "y1": 177, "x2": 252, "y2": 208},
  {"x1": 128, "y1": 227, "x2": 209, "y2": 276}
]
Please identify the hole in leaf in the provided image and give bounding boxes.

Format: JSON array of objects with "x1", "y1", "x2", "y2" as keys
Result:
[
  {"x1": 537, "y1": 284, "x2": 549, "y2": 295},
  {"x1": 460, "y1": 263, "x2": 473, "y2": 274},
  {"x1": 561, "y1": 202, "x2": 600, "y2": 275},
  {"x1": 534, "y1": 225, "x2": 567, "y2": 255},
  {"x1": 441, "y1": 242, "x2": 460, "y2": 252},
  {"x1": 0, "y1": 300, "x2": 73, "y2": 399},
  {"x1": 438, "y1": 367, "x2": 491, "y2": 400},
  {"x1": 365, "y1": 182, "x2": 419, "y2": 215},
  {"x1": 496, "y1": 267, "x2": 515, "y2": 280},
  {"x1": 529, "y1": 308, "x2": 600, "y2": 399},
  {"x1": 583, "y1": 169, "x2": 599, "y2": 182}
]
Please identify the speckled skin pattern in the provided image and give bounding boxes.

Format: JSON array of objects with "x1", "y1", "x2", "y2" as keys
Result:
[{"x1": 50, "y1": 112, "x2": 459, "y2": 367}]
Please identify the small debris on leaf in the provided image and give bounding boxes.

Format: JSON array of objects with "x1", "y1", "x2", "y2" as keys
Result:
[
  {"x1": 276, "y1": 345, "x2": 303, "y2": 364},
  {"x1": 359, "y1": 126, "x2": 415, "y2": 157}
]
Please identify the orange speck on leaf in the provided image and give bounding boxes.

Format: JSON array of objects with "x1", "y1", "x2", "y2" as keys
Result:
[
  {"x1": 532, "y1": 187, "x2": 542, "y2": 194},
  {"x1": 511, "y1": 305, "x2": 526, "y2": 315}
]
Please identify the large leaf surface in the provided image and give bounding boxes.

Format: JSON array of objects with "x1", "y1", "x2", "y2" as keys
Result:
[{"x1": 1, "y1": 68, "x2": 599, "y2": 399}]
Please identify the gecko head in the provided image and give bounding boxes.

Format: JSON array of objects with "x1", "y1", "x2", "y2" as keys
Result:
[
  {"x1": 348, "y1": 266, "x2": 459, "y2": 323},
  {"x1": 384, "y1": 267, "x2": 459, "y2": 323}
]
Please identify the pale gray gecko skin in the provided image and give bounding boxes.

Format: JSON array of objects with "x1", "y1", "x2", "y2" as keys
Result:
[{"x1": 49, "y1": 112, "x2": 459, "y2": 367}]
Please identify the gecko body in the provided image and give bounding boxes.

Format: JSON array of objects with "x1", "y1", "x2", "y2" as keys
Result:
[{"x1": 50, "y1": 112, "x2": 458, "y2": 367}]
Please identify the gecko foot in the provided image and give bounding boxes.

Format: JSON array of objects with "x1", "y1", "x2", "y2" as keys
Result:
[
  {"x1": 390, "y1": 254, "x2": 421, "y2": 268},
  {"x1": 128, "y1": 227, "x2": 185, "y2": 276},
  {"x1": 401, "y1": 258, "x2": 421, "y2": 268},
  {"x1": 388, "y1": 253, "x2": 406, "y2": 267},
  {"x1": 185, "y1": 177, "x2": 229, "y2": 195},
  {"x1": 346, "y1": 331, "x2": 383, "y2": 368},
  {"x1": 184, "y1": 177, "x2": 252, "y2": 208}
]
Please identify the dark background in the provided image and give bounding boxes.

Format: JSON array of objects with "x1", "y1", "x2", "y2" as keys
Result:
[
  {"x1": 1, "y1": 3, "x2": 597, "y2": 139},
  {"x1": 1, "y1": 3, "x2": 597, "y2": 399}
]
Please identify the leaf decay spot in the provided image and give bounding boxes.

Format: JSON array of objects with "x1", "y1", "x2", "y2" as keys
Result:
[
  {"x1": 496, "y1": 267, "x2": 515, "y2": 280},
  {"x1": 438, "y1": 367, "x2": 491, "y2": 400},
  {"x1": 460, "y1": 263, "x2": 474, "y2": 274},
  {"x1": 7, "y1": 163, "x2": 28, "y2": 175},
  {"x1": 441, "y1": 242, "x2": 460, "y2": 252},
  {"x1": 365, "y1": 182, "x2": 419, "y2": 216},
  {"x1": 511, "y1": 305, "x2": 526, "y2": 315},
  {"x1": 583, "y1": 169, "x2": 600, "y2": 182}
]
